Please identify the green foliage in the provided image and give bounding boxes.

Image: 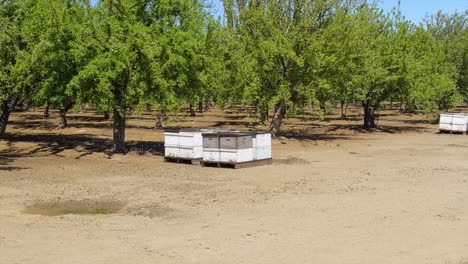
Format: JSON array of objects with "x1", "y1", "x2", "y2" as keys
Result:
[
  {"x1": 424, "y1": 10, "x2": 468, "y2": 101},
  {"x1": 223, "y1": 0, "x2": 336, "y2": 135},
  {"x1": 0, "y1": 0, "x2": 43, "y2": 135},
  {"x1": 1, "y1": 0, "x2": 466, "y2": 143},
  {"x1": 26, "y1": 0, "x2": 87, "y2": 112}
]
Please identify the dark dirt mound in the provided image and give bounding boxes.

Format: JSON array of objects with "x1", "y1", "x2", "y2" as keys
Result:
[{"x1": 23, "y1": 199, "x2": 125, "y2": 216}]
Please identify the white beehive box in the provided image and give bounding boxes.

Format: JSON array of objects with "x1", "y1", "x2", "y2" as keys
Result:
[
  {"x1": 451, "y1": 114, "x2": 468, "y2": 132},
  {"x1": 202, "y1": 134, "x2": 220, "y2": 162},
  {"x1": 165, "y1": 129, "x2": 213, "y2": 160},
  {"x1": 203, "y1": 132, "x2": 256, "y2": 163},
  {"x1": 164, "y1": 131, "x2": 179, "y2": 158},
  {"x1": 219, "y1": 135, "x2": 254, "y2": 163},
  {"x1": 202, "y1": 132, "x2": 272, "y2": 165},
  {"x1": 253, "y1": 132, "x2": 272, "y2": 160},
  {"x1": 178, "y1": 131, "x2": 204, "y2": 159},
  {"x1": 439, "y1": 113, "x2": 468, "y2": 133}
]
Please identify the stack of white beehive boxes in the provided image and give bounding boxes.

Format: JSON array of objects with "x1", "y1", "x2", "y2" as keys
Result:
[
  {"x1": 164, "y1": 129, "x2": 206, "y2": 160},
  {"x1": 218, "y1": 133, "x2": 255, "y2": 163},
  {"x1": 439, "y1": 113, "x2": 468, "y2": 134},
  {"x1": 201, "y1": 132, "x2": 272, "y2": 165},
  {"x1": 165, "y1": 129, "x2": 273, "y2": 167}
]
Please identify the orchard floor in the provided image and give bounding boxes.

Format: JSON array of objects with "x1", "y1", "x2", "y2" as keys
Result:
[{"x1": 1, "y1": 107, "x2": 467, "y2": 264}]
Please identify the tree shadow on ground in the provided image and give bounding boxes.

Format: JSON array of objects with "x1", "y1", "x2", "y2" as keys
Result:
[
  {"x1": 18, "y1": 113, "x2": 47, "y2": 121},
  {"x1": 18, "y1": 114, "x2": 107, "y2": 123},
  {"x1": 279, "y1": 131, "x2": 354, "y2": 141},
  {"x1": 1, "y1": 133, "x2": 165, "y2": 161},
  {"x1": 209, "y1": 120, "x2": 259, "y2": 128},
  {"x1": 325, "y1": 124, "x2": 429, "y2": 134},
  {"x1": 9, "y1": 120, "x2": 160, "y2": 131},
  {"x1": 0, "y1": 148, "x2": 29, "y2": 171},
  {"x1": 224, "y1": 115, "x2": 249, "y2": 120},
  {"x1": 322, "y1": 116, "x2": 362, "y2": 122},
  {"x1": 394, "y1": 119, "x2": 438, "y2": 125},
  {"x1": 9, "y1": 120, "x2": 58, "y2": 130}
]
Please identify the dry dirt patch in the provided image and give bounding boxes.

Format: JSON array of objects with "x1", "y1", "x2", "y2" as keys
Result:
[
  {"x1": 124, "y1": 204, "x2": 175, "y2": 218},
  {"x1": 274, "y1": 156, "x2": 310, "y2": 165}
]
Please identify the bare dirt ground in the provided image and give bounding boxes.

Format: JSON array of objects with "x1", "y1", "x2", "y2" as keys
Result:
[{"x1": 1, "y1": 107, "x2": 467, "y2": 264}]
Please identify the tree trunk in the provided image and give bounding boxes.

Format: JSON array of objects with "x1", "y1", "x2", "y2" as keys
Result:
[
  {"x1": 399, "y1": 102, "x2": 404, "y2": 114},
  {"x1": 204, "y1": 101, "x2": 210, "y2": 112},
  {"x1": 43, "y1": 103, "x2": 50, "y2": 119},
  {"x1": 113, "y1": 108, "x2": 126, "y2": 153},
  {"x1": 269, "y1": 103, "x2": 286, "y2": 138},
  {"x1": 198, "y1": 101, "x2": 203, "y2": 113},
  {"x1": 257, "y1": 106, "x2": 269, "y2": 124},
  {"x1": 189, "y1": 104, "x2": 196, "y2": 117},
  {"x1": 0, "y1": 100, "x2": 12, "y2": 137},
  {"x1": 363, "y1": 102, "x2": 377, "y2": 129},
  {"x1": 103, "y1": 111, "x2": 110, "y2": 120},
  {"x1": 58, "y1": 103, "x2": 73, "y2": 129},
  {"x1": 319, "y1": 102, "x2": 326, "y2": 113},
  {"x1": 154, "y1": 111, "x2": 164, "y2": 130},
  {"x1": 340, "y1": 100, "x2": 348, "y2": 120},
  {"x1": 58, "y1": 109, "x2": 68, "y2": 129}
]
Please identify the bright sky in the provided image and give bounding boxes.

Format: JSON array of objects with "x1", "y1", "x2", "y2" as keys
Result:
[
  {"x1": 207, "y1": 0, "x2": 468, "y2": 23},
  {"x1": 89, "y1": 0, "x2": 467, "y2": 23},
  {"x1": 378, "y1": 0, "x2": 467, "y2": 23}
]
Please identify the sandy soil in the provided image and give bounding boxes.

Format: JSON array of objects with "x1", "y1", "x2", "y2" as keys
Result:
[{"x1": 0, "y1": 107, "x2": 467, "y2": 264}]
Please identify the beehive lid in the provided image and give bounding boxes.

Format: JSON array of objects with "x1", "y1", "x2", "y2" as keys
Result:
[
  {"x1": 164, "y1": 128, "x2": 223, "y2": 133},
  {"x1": 203, "y1": 131, "x2": 257, "y2": 137}
]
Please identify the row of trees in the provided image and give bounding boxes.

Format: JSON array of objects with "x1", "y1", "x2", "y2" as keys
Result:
[{"x1": 1, "y1": 0, "x2": 467, "y2": 152}]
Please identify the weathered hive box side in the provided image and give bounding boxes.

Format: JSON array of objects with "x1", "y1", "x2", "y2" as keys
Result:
[
  {"x1": 179, "y1": 131, "x2": 204, "y2": 147},
  {"x1": 256, "y1": 146, "x2": 272, "y2": 160},
  {"x1": 164, "y1": 132, "x2": 180, "y2": 158},
  {"x1": 165, "y1": 129, "x2": 214, "y2": 160},
  {"x1": 202, "y1": 134, "x2": 220, "y2": 162},
  {"x1": 219, "y1": 134, "x2": 254, "y2": 163},
  {"x1": 178, "y1": 131, "x2": 204, "y2": 159},
  {"x1": 439, "y1": 113, "x2": 468, "y2": 133},
  {"x1": 179, "y1": 146, "x2": 204, "y2": 159},
  {"x1": 439, "y1": 114, "x2": 453, "y2": 132},
  {"x1": 203, "y1": 149, "x2": 220, "y2": 161},
  {"x1": 220, "y1": 149, "x2": 254, "y2": 163},
  {"x1": 451, "y1": 114, "x2": 468, "y2": 132},
  {"x1": 200, "y1": 131, "x2": 272, "y2": 167},
  {"x1": 253, "y1": 132, "x2": 272, "y2": 160},
  {"x1": 255, "y1": 133, "x2": 272, "y2": 147}
]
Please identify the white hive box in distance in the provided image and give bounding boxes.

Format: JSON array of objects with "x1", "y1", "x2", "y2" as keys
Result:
[
  {"x1": 253, "y1": 132, "x2": 272, "y2": 160},
  {"x1": 451, "y1": 114, "x2": 468, "y2": 133},
  {"x1": 164, "y1": 130, "x2": 180, "y2": 158},
  {"x1": 202, "y1": 133, "x2": 221, "y2": 162},
  {"x1": 164, "y1": 128, "x2": 215, "y2": 160},
  {"x1": 202, "y1": 131, "x2": 272, "y2": 165},
  {"x1": 219, "y1": 133, "x2": 255, "y2": 163},
  {"x1": 439, "y1": 113, "x2": 468, "y2": 133}
]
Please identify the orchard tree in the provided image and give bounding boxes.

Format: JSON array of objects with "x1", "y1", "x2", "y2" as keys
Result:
[
  {"x1": 154, "y1": 0, "x2": 212, "y2": 118},
  {"x1": 319, "y1": 2, "x2": 362, "y2": 119},
  {"x1": 147, "y1": 12, "x2": 226, "y2": 129},
  {"x1": 223, "y1": 0, "x2": 337, "y2": 136},
  {"x1": 0, "y1": 0, "x2": 39, "y2": 136},
  {"x1": 26, "y1": 0, "x2": 87, "y2": 128},
  {"x1": 69, "y1": 0, "x2": 157, "y2": 152},
  {"x1": 70, "y1": 0, "x2": 210, "y2": 152},
  {"x1": 406, "y1": 26, "x2": 458, "y2": 112},
  {"x1": 424, "y1": 11, "x2": 468, "y2": 101}
]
